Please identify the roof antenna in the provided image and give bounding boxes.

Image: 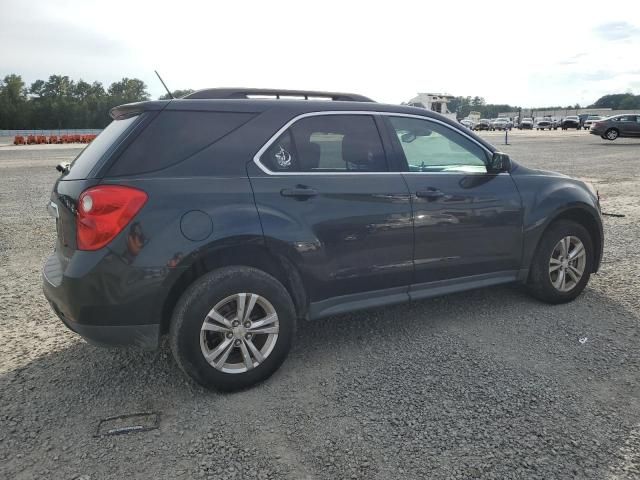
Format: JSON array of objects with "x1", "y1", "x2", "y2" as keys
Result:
[{"x1": 155, "y1": 70, "x2": 174, "y2": 99}]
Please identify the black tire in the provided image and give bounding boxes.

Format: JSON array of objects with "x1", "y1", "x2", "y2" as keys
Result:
[
  {"x1": 604, "y1": 128, "x2": 619, "y2": 141},
  {"x1": 170, "y1": 266, "x2": 296, "y2": 391},
  {"x1": 526, "y1": 220, "x2": 593, "y2": 304}
]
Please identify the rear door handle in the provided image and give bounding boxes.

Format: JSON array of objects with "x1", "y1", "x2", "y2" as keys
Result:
[
  {"x1": 280, "y1": 187, "x2": 318, "y2": 198},
  {"x1": 415, "y1": 188, "x2": 444, "y2": 199}
]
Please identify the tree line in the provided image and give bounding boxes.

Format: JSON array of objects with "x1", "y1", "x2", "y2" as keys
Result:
[
  {"x1": 0, "y1": 73, "x2": 155, "y2": 130},
  {"x1": 1, "y1": 72, "x2": 639, "y2": 129}
]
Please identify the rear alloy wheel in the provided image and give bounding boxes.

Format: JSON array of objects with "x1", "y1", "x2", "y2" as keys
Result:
[
  {"x1": 170, "y1": 266, "x2": 296, "y2": 391},
  {"x1": 604, "y1": 128, "x2": 619, "y2": 141},
  {"x1": 200, "y1": 293, "x2": 280, "y2": 374},
  {"x1": 526, "y1": 220, "x2": 593, "y2": 304}
]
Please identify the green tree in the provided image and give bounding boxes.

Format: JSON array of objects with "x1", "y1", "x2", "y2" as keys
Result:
[
  {"x1": 159, "y1": 88, "x2": 195, "y2": 100},
  {"x1": 108, "y1": 78, "x2": 150, "y2": 104},
  {"x1": 0, "y1": 74, "x2": 28, "y2": 129}
]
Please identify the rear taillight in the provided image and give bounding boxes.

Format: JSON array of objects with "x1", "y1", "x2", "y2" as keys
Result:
[{"x1": 76, "y1": 185, "x2": 148, "y2": 251}]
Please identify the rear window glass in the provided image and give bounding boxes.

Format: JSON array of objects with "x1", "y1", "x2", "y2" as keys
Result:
[
  {"x1": 108, "y1": 111, "x2": 255, "y2": 176},
  {"x1": 64, "y1": 115, "x2": 138, "y2": 179}
]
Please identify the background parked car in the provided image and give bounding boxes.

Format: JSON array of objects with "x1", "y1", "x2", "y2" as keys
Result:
[
  {"x1": 583, "y1": 115, "x2": 603, "y2": 130},
  {"x1": 590, "y1": 114, "x2": 640, "y2": 140},
  {"x1": 551, "y1": 118, "x2": 562, "y2": 130},
  {"x1": 561, "y1": 116, "x2": 581, "y2": 130},
  {"x1": 460, "y1": 119, "x2": 475, "y2": 129},
  {"x1": 474, "y1": 119, "x2": 492, "y2": 131},
  {"x1": 519, "y1": 118, "x2": 534, "y2": 129},
  {"x1": 491, "y1": 118, "x2": 512, "y2": 130},
  {"x1": 535, "y1": 118, "x2": 552, "y2": 131}
]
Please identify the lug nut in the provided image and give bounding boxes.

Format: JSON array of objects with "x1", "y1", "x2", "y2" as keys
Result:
[
  {"x1": 245, "y1": 333, "x2": 252, "y2": 340},
  {"x1": 234, "y1": 339, "x2": 241, "y2": 346},
  {"x1": 232, "y1": 321, "x2": 240, "y2": 327},
  {"x1": 244, "y1": 321, "x2": 251, "y2": 328},
  {"x1": 226, "y1": 332, "x2": 233, "y2": 339}
]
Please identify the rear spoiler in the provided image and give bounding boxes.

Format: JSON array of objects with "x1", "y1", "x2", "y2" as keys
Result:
[{"x1": 110, "y1": 101, "x2": 168, "y2": 120}]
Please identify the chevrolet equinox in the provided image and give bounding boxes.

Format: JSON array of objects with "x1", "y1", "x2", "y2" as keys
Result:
[{"x1": 43, "y1": 88, "x2": 604, "y2": 391}]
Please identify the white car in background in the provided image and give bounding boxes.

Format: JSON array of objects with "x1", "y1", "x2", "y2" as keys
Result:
[
  {"x1": 491, "y1": 118, "x2": 512, "y2": 130},
  {"x1": 583, "y1": 115, "x2": 603, "y2": 130},
  {"x1": 460, "y1": 119, "x2": 475, "y2": 129}
]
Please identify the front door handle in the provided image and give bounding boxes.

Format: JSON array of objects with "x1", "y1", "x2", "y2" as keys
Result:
[
  {"x1": 415, "y1": 188, "x2": 444, "y2": 200},
  {"x1": 280, "y1": 187, "x2": 318, "y2": 198}
]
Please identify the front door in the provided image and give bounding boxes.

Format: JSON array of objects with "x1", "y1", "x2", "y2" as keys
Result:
[
  {"x1": 617, "y1": 115, "x2": 640, "y2": 136},
  {"x1": 383, "y1": 115, "x2": 523, "y2": 291},
  {"x1": 248, "y1": 113, "x2": 414, "y2": 312}
]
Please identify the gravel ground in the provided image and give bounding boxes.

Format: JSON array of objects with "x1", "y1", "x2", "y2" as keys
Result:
[{"x1": 1, "y1": 130, "x2": 639, "y2": 479}]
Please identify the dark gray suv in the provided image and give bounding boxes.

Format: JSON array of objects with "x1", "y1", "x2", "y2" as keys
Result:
[{"x1": 43, "y1": 88, "x2": 604, "y2": 390}]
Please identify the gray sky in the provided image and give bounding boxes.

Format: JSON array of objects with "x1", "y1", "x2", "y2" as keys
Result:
[{"x1": 2, "y1": 0, "x2": 639, "y2": 107}]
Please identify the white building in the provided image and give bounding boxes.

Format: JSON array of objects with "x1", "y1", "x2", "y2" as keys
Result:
[{"x1": 406, "y1": 93, "x2": 457, "y2": 121}]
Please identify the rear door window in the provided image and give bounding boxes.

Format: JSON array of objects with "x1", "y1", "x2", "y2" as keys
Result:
[
  {"x1": 64, "y1": 115, "x2": 139, "y2": 180},
  {"x1": 260, "y1": 115, "x2": 388, "y2": 173},
  {"x1": 107, "y1": 111, "x2": 255, "y2": 176}
]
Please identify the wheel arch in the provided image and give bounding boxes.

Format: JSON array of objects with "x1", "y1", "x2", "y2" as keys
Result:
[
  {"x1": 160, "y1": 241, "x2": 308, "y2": 335},
  {"x1": 528, "y1": 206, "x2": 603, "y2": 278}
]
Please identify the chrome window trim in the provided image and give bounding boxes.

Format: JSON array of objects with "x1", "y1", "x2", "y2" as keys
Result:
[{"x1": 252, "y1": 110, "x2": 498, "y2": 176}]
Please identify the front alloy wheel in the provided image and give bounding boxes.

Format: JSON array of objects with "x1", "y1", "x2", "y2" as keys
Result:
[
  {"x1": 526, "y1": 220, "x2": 593, "y2": 304},
  {"x1": 548, "y1": 236, "x2": 586, "y2": 292}
]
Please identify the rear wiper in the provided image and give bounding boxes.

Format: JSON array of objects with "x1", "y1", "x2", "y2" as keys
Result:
[{"x1": 56, "y1": 162, "x2": 70, "y2": 174}]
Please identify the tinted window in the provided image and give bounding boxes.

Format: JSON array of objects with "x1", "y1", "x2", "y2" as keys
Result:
[
  {"x1": 261, "y1": 115, "x2": 387, "y2": 172},
  {"x1": 108, "y1": 111, "x2": 255, "y2": 176},
  {"x1": 617, "y1": 115, "x2": 636, "y2": 122},
  {"x1": 389, "y1": 117, "x2": 488, "y2": 173},
  {"x1": 64, "y1": 115, "x2": 139, "y2": 179}
]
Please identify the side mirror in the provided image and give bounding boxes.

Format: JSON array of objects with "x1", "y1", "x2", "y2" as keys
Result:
[
  {"x1": 489, "y1": 152, "x2": 511, "y2": 173},
  {"x1": 401, "y1": 132, "x2": 416, "y2": 143}
]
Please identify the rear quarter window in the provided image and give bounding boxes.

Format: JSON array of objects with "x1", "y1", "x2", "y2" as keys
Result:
[
  {"x1": 64, "y1": 115, "x2": 139, "y2": 180},
  {"x1": 107, "y1": 111, "x2": 255, "y2": 176}
]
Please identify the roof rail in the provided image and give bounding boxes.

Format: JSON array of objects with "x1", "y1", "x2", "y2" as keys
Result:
[{"x1": 183, "y1": 88, "x2": 374, "y2": 102}]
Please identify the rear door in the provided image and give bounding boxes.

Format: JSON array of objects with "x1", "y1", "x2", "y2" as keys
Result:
[
  {"x1": 248, "y1": 113, "x2": 414, "y2": 312},
  {"x1": 382, "y1": 115, "x2": 523, "y2": 292}
]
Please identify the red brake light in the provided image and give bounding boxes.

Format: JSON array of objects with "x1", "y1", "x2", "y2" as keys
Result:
[{"x1": 76, "y1": 185, "x2": 148, "y2": 251}]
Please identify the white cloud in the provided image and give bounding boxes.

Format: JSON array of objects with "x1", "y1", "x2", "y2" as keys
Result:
[{"x1": 1, "y1": 0, "x2": 639, "y2": 107}]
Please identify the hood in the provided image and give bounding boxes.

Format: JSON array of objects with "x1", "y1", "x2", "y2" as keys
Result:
[{"x1": 511, "y1": 162, "x2": 570, "y2": 178}]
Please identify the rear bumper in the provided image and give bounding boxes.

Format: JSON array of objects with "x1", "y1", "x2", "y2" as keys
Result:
[{"x1": 42, "y1": 251, "x2": 180, "y2": 349}]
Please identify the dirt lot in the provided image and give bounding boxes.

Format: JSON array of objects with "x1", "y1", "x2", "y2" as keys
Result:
[{"x1": 1, "y1": 130, "x2": 639, "y2": 480}]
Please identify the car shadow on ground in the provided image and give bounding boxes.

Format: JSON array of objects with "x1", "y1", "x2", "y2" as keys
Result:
[
  {"x1": 591, "y1": 142, "x2": 640, "y2": 147},
  {"x1": 2, "y1": 284, "x2": 637, "y2": 404},
  {"x1": 2, "y1": 284, "x2": 639, "y2": 478}
]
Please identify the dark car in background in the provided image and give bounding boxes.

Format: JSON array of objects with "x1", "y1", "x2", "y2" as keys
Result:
[
  {"x1": 42, "y1": 88, "x2": 604, "y2": 391},
  {"x1": 590, "y1": 114, "x2": 640, "y2": 140},
  {"x1": 474, "y1": 118, "x2": 493, "y2": 131},
  {"x1": 561, "y1": 116, "x2": 581, "y2": 130}
]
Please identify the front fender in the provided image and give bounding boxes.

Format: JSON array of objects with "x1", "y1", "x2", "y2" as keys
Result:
[{"x1": 511, "y1": 167, "x2": 603, "y2": 275}]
